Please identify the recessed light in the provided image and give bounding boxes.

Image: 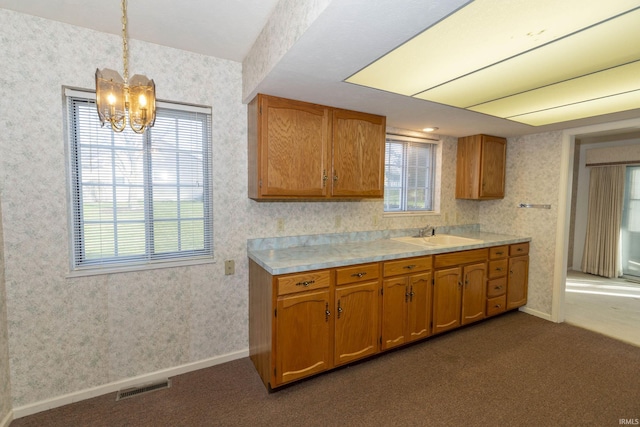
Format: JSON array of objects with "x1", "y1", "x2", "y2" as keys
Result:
[{"x1": 422, "y1": 127, "x2": 438, "y2": 132}]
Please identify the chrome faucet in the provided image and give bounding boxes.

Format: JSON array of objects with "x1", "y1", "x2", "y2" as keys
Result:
[{"x1": 418, "y1": 224, "x2": 435, "y2": 237}]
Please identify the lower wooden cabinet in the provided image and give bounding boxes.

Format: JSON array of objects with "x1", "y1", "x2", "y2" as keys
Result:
[
  {"x1": 334, "y1": 281, "x2": 379, "y2": 365},
  {"x1": 249, "y1": 241, "x2": 529, "y2": 390},
  {"x1": 433, "y1": 267, "x2": 462, "y2": 334},
  {"x1": 275, "y1": 289, "x2": 331, "y2": 385},
  {"x1": 507, "y1": 254, "x2": 529, "y2": 309},
  {"x1": 381, "y1": 256, "x2": 433, "y2": 350},
  {"x1": 461, "y1": 262, "x2": 487, "y2": 326}
]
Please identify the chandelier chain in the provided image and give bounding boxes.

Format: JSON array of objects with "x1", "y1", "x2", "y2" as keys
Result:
[{"x1": 121, "y1": 0, "x2": 129, "y2": 83}]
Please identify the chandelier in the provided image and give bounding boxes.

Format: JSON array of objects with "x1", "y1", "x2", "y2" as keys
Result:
[{"x1": 95, "y1": 0, "x2": 156, "y2": 134}]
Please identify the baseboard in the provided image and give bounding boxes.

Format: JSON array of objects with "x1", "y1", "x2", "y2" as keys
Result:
[
  {"x1": 12, "y1": 348, "x2": 249, "y2": 419},
  {"x1": 519, "y1": 306, "x2": 553, "y2": 321},
  {"x1": 0, "y1": 410, "x2": 13, "y2": 427}
]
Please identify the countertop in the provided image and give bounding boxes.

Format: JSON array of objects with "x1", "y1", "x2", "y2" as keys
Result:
[{"x1": 248, "y1": 230, "x2": 530, "y2": 275}]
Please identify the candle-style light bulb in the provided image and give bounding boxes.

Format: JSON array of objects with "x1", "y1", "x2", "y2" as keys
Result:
[
  {"x1": 107, "y1": 93, "x2": 116, "y2": 105},
  {"x1": 139, "y1": 94, "x2": 147, "y2": 107}
]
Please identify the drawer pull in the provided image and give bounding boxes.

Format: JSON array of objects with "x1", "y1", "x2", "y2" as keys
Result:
[
  {"x1": 495, "y1": 267, "x2": 503, "y2": 271},
  {"x1": 494, "y1": 285, "x2": 503, "y2": 290},
  {"x1": 296, "y1": 280, "x2": 315, "y2": 287},
  {"x1": 494, "y1": 304, "x2": 502, "y2": 308},
  {"x1": 496, "y1": 251, "x2": 504, "y2": 255},
  {"x1": 351, "y1": 272, "x2": 367, "y2": 278},
  {"x1": 517, "y1": 248, "x2": 523, "y2": 252},
  {"x1": 403, "y1": 264, "x2": 417, "y2": 270}
]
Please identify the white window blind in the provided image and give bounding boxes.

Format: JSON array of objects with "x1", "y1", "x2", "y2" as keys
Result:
[
  {"x1": 66, "y1": 90, "x2": 213, "y2": 272},
  {"x1": 384, "y1": 135, "x2": 436, "y2": 212}
]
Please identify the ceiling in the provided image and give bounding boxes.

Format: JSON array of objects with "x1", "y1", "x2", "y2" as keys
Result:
[{"x1": 2, "y1": 0, "x2": 639, "y2": 138}]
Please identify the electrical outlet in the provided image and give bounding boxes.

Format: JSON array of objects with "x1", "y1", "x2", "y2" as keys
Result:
[
  {"x1": 444, "y1": 212, "x2": 449, "y2": 223},
  {"x1": 224, "y1": 260, "x2": 235, "y2": 275},
  {"x1": 372, "y1": 215, "x2": 379, "y2": 227},
  {"x1": 277, "y1": 218, "x2": 285, "y2": 232},
  {"x1": 335, "y1": 215, "x2": 342, "y2": 229}
]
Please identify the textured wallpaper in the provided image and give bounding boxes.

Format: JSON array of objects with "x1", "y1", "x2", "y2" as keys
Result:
[
  {"x1": 242, "y1": 0, "x2": 332, "y2": 101},
  {"x1": 0, "y1": 198, "x2": 12, "y2": 423},
  {"x1": 0, "y1": 9, "x2": 478, "y2": 408},
  {"x1": 479, "y1": 132, "x2": 565, "y2": 315}
]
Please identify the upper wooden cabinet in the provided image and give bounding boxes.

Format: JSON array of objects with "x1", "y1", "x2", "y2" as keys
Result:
[
  {"x1": 455, "y1": 134, "x2": 506, "y2": 200},
  {"x1": 248, "y1": 94, "x2": 385, "y2": 200}
]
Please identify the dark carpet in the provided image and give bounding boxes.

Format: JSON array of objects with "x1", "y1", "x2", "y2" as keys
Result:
[{"x1": 11, "y1": 311, "x2": 640, "y2": 426}]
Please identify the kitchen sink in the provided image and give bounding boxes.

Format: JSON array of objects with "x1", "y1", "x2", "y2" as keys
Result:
[{"x1": 391, "y1": 235, "x2": 483, "y2": 247}]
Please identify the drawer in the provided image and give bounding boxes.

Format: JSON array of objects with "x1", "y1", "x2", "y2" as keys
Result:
[
  {"x1": 383, "y1": 256, "x2": 432, "y2": 277},
  {"x1": 487, "y1": 277, "x2": 507, "y2": 298},
  {"x1": 486, "y1": 295, "x2": 507, "y2": 317},
  {"x1": 510, "y1": 242, "x2": 529, "y2": 256},
  {"x1": 336, "y1": 263, "x2": 379, "y2": 285},
  {"x1": 489, "y1": 245, "x2": 508, "y2": 260},
  {"x1": 277, "y1": 270, "x2": 331, "y2": 296},
  {"x1": 488, "y1": 259, "x2": 508, "y2": 279},
  {"x1": 434, "y1": 248, "x2": 488, "y2": 269}
]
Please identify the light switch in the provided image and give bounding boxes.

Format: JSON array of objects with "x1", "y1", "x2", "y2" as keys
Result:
[{"x1": 224, "y1": 260, "x2": 235, "y2": 275}]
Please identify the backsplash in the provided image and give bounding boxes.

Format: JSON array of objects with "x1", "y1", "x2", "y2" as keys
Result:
[{"x1": 247, "y1": 224, "x2": 481, "y2": 251}]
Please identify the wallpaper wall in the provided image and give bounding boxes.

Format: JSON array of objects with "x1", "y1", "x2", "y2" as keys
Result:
[
  {"x1": 0, "y1": 199, "x2": 11, "y2": 424},
  {"x1": 478, "y1": 132, "x2": 565, "y2": 316},
  {"x1": 0, "y1": 9, "x2": 478, "y2": 409},
  {"x1": 242, "y1": 0, "x2": 332, "y2": 101}
]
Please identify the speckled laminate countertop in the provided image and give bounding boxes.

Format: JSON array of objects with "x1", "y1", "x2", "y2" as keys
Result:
[{"x1": 248, "y1": 229, "x2": 530, "y2": 275}]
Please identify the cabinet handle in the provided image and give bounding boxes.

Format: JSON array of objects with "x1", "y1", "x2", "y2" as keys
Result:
[
  {"x1": 517, "y1": 248, "x2": 523, "y2": 252},
  {"x1": 458, "y1": 281, "x2": 462, "y2": 287},
  {"x1": 325, "y1": 303, "x2": 330, "y2": 322},
  {"x1": 403, "y1": 265, "x2": 417, "y2": 270},
  {"x1": 296, "y1": 280, "x2": 315, "y2": 287},
  {"x1": 496, "y1": 251, "x2": 504, "y2": 255},
  {"x1": 334, "y1": 174, "x2": 338, "y2": 182},
  {"x1": 322, "y1": 170, "x2": 328, "y2": 186},
  {"x1": 351, "y1": 272, "x2": 367, "y2": 278},
  {"x1": 494, "y1": 304, "x2": 502, "y2": 309},
  {"x1": 409, "y1": 286, "x2": 415, "y2": 302},
  {"x1": 495, "y1": 267, "x2": 503, "y2": 272},
  {"x1": 494, "y1": 285, "x2": 503, "y2": 290},
  {"x1": 337, "y1": 300, "x2": 343, "y2": 319}
]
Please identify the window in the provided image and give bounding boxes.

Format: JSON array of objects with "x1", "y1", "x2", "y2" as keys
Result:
[
  {"x1": 384, "y1": 135, "x2": 437, "y2": 212},
  {"x1": 65, "y1": 89, "x2": 213, "y2": 273}
]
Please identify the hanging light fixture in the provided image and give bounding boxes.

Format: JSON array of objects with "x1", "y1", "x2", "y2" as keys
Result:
[{"x1": 95, "y1": 0, "x2": 156, "y2": 134}]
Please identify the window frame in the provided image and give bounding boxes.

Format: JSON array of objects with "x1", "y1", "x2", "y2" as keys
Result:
[
  {"x1": 383, "y1": 133, "x2": 441, "y2": 216},
  {"x1": 64, "y1": 88, "x2": 214, "y2": 276}
]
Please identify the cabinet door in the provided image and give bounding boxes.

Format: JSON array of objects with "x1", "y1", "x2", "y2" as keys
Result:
[
  {"x1": 407, "y1": 272, "x2": 432, "y2": 342},
  {"x1": 335, "y1": 281, "x2": 380, "y2": 365},
  {"x1": 461, "y1": 262, "x2": 486, "y2": 326},
  {"x1": 479, "y1": 135, "x2": 506, "y2": 198},
  {"x1": 381, "y1": 277, "x2": 408, "y2": 350},
  {"x1": 507, "y1": 256, "x2": 529, "y2": 309},
  {"x1": 260, "y1": 95, "x2": 330, "y2": 197},
  {"x1": 433, "y1": 267, "x2": 461, "y2": 334},
  {"x1": 331, "y1": 109, "x2": 385, "y2": 198},
  {"x1": 275, "y1": 289, "x2": 332, "y2": 385}
]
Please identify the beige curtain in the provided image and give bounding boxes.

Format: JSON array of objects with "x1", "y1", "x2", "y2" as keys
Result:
[{"x1": 581, "y1": 165, "x2": 626, "y2": 278}]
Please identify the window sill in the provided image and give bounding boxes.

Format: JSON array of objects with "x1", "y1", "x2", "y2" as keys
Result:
[
  {"x1": 66, "y1": 256, "x2": 215, "y2": 278},
  {"x1": 383, "y1": 211, "x2": 441, "y2": 218}
]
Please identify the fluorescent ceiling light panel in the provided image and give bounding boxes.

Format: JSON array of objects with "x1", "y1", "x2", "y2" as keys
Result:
[
  {"x1": 470, "y1": 61, "x2": 640, "y2": 119},
  {"x1": 507, "y1": 90, "x2": 640, "y2": 126},
  {"x1": 346, "y1": 0, "x2": 640, "y2": 126},
  {"x1": 414, "y1": 8, "x2": 640, "y2": 108}
]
